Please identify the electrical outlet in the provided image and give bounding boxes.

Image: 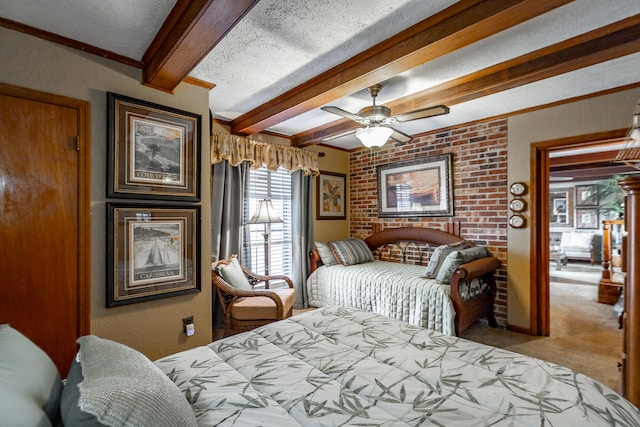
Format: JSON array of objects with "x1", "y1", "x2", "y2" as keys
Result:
[{"x1": 182, "y1": 316, "x2": 194, "y2": 336}]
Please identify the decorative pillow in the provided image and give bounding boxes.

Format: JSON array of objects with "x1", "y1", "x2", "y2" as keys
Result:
[
  {"x1": 435, "y1": 246, "x2": 491, "y2": 284},
  {"x1": 328, "y1": 238, "x2": 374, "y2": 266},
  {"x1": 424, "y1": 241, "x2": 472, "y2": 278},
  {"x1": 217, "y1": 255, "x2": 252, "y2": 290},
  {"x1": 315, "y1": 241, "x2": 338, "y2": 266},
  {"x1": 60, "y1": 335, "x2": 197, "y2": 427},
  {"x1": 0, "y1": 324, "x2": 63, "y2": 427}
]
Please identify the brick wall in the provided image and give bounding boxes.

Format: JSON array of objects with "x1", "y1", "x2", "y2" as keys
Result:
[{"x1": 349, "y1": 118, "x2": 509, "y2": 325}]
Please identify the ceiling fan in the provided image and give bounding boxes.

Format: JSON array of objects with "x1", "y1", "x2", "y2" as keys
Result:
[{"x1": 321, "y1": 84, "x2": 449, "y2": 147}]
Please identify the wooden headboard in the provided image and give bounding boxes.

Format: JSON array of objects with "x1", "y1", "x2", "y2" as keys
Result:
[{"x1": 310, "y1": 226, "x2": 467, "y2": 272}]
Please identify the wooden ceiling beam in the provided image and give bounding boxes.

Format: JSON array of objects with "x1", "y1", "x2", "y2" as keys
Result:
[
  {"x1": 231, "y1": 0, "x2": 572, "y2": 135},
  {"x1": 293, "y1": 16, "x2": 640, "y2": 146},
  {"x1": 142, "y1": 0, "x2": 258, "y2": 93}
]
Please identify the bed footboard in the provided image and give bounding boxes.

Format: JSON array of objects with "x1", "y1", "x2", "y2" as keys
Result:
[{"x1": 450, "y1": 256, "x2": 502, "y2": 335}]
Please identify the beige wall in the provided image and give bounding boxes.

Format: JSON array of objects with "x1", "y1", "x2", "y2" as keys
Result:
[
  {"x1": 307, "y1": 146, "x2": 350, "y2": 242},
  {"x1": 507, "y1": 88, "x2": 640, "y2": 329},
  {"x1": 0, "y1": 27, "x2": 213, "y2": 360}
]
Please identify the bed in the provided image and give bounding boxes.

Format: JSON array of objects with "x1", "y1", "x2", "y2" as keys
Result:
[
  {"x1": 4, "y1": 309, "x2": 639, "y2": 426},
  {"x1": 308, "y1": 227, "x2": 502, "y2": 335}
]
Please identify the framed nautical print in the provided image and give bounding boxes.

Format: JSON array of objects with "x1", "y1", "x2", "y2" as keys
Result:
[
  {"x1": 107, "y1": 92, "x2": 201, "y2": 201},
  {"x1": 106, "y1": 203, "x2": 201, "y2": 307}
]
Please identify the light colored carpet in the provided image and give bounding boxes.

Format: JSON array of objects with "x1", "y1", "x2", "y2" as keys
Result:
[{"x1": 462, "y1": 261, "x2": 622, "y2": 391}]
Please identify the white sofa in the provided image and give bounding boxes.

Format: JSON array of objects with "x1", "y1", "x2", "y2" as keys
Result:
[{"x1": 559, "y1": 231, "x2": 602, "y2": 264}]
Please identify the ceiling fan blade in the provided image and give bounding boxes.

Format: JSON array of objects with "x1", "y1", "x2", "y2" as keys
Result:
[
  {"x1": 321, "y1": 106, "x2": 363, "y2": 122},
  {"x1": 394, "y1": 105, "x2": 450, "y2": 122},
  {"x1": 321, "y1": 129, "x2": 356, "y2": 142},
  {"x1": 389, "y1": 127, "x2": 412, "y2": 143}
]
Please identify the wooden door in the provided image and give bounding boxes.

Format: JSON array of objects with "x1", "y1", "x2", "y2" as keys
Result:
[{"x1": 0, "y1": 83, "x2": 90, "y2": 377}]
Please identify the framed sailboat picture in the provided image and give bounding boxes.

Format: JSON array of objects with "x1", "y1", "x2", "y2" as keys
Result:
[{"x1": 107, "y1": 203, "x2": 201, "y2": 307}]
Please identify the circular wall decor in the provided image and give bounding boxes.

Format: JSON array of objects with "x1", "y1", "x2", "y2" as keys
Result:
[
  {"x1": 509, "y1": 198, "x2": 527, "y2": 212},
  {"x1": 510, "y1": 182, "x2": 528, "y2": 197},
  {"x1": 509, "y1": 214, "x2": 526, "y2": 228}
]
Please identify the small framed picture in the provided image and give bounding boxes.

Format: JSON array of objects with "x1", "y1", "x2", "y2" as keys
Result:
[
  {"x1": 575, "y1": 207, "x2": 599, "y2": 230},
  {"x1": 316, "y1": 171, "x2": 346, "y2": 220},
  {"x1": 107, "y1": 203, "x2": 201, "y2": 307},
  {"x1": 376, "y1": 154, "x2": 453, "y2": 217},
  {"x1": 107, "y1": 92, "x2": 201, "y2": 201},
  {"x1": 575, "y1": 184, "x2": 598, "y2": 206}
]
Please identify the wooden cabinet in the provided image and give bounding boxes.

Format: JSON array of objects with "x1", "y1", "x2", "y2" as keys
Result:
[{"x1": 617, "y1": 176, "x2": 640, "y2": 407}]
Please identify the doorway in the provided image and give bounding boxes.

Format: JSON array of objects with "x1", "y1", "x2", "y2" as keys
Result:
[
  {"x1": 532, "y1": 128, "x2": 631, "y2": 336},
  {"x1": 0, "y1": 83, "x2": 90, "y2": 376}
]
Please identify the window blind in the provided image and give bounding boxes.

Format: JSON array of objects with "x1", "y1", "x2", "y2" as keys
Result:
[{"x1": 242, "y1": 167, "x2": 293, "y2": 279}]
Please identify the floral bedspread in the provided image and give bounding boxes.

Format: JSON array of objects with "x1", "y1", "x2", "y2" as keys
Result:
[{"x1": 156, "y1": 307, "x2": 639, "y2": 426}]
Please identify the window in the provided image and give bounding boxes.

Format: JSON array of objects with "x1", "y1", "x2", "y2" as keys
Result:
[{"x1": 242, "y1": 167, "x2": 292, "y2": 279}]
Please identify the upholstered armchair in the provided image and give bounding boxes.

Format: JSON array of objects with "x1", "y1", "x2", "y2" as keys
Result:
[{"x1": 212, "y1": 255, "x2": 296, "y2": 337}]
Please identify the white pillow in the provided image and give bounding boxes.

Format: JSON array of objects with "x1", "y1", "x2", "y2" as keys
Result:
[
  {"x1": 315, "y1": 241, "x2": 338, "y2": 266},
  {"x1": 61, "y1": 335, "x2": 197, "y2": 427},
  {"x1": 217, "y1": 255, "x2": 252, "y2": 290}
]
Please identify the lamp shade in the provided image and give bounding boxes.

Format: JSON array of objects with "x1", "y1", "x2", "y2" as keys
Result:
[
  {"x1": 248, "y1": 199, "x2": 283, "y2": 224},
  {"x1": 355, "y1": 126, "x2": 393, "y2": 148}
]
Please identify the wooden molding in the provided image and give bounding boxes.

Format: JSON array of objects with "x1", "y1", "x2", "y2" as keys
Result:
[
  {"x1": 293, "y1": 17, "x2": 640, "y2": 146},
  {"x1": 231, "y1": 0, "x2": 572, "y2": 135},
  {"x1": 183, "y1": 76, "x2": 216, "y2": 90},
  {"x1": 142, "y1": 0, "x2": 259, "y2": 92},
  {"x1": 0, "y1": 16, "x2": 141, "y2": 68}
]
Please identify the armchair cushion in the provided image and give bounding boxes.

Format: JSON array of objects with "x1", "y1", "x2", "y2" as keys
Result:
[
  {"x1": 216, "y1": 255, "x2": 252, "y2": 291},
  {"x1": 230, "y1": 288, "x2": 296, "y2": 321}
]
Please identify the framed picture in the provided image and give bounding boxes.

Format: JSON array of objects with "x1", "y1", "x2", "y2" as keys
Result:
[
  {"x1": 316, "y1": 171, "x2": 346, "y2": 220},
  {"x1": 576, "y1": 207, "x2": 599, "y2": 229},
  {"x1": 107, "y1": 92, "x2": 201, "y2": 201},
  {"x1": 107, "y1": 203, "x2": 201, "y2": 307},
  {"x1": 377, "y1": 154, "x2": 453, "y2": 217},
  {"x1": 549, "y1": 188, "x2": 573, "y2": 227},
  {"x1": 575, "y1": 184, "x2": 598, "y2": 206}
]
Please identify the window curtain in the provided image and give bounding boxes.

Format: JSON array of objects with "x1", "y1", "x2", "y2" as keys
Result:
[
  {"x1": 211, "y1": 132, "x2": 319, "y2": 310},
  {"x1": 211, "y1": 159, "x2": 248, "y2": 328},
  {"x1": 291, "y1": 170, "x2": 314, "y2": 308}
]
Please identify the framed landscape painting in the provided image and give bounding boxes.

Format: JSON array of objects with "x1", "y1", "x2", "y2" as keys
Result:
[
  {"x1": 376, "y1": 154, "x2": 453, "y2": 217},
  {"x1": 317, "y1": 171, "x2": 346, "y2": 220},
  {"x1": 107, "y1": 203, "x2": 201, "y2": 307},
  {"x1": 107, "y1": 92, "x2": 201, "y2": 201}
]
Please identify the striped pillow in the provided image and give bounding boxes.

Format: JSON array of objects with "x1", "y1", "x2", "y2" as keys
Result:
[
  {"x1": 328, "y1": 238, "x2": 374, "y2": 266},
  {"x1": 424, "y1": 240, "x2": 472, "y2": 279}
]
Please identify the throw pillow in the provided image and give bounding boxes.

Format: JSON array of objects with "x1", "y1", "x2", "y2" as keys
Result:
[
  {"x1": 435, "y1": 246, "x2": 491, "y2": 284},
  {"x1": 217, "y1": 255, "x2": 252, "y2": 290},
  {"x1": 315, "y1": 241, "x2": 338, "y2": 266},
  {"x1": 328, "y1": 238, "x2": 374, "y2": 266},
  {"x1": 0, "y1": 324, "x2": 63, "y2": 427},
  {"x1": 424, "y1": 241, "x2": 472, "y2": 278},
  {"x1": 60, "y1": 335, "x2": 197, "y2": 427}
]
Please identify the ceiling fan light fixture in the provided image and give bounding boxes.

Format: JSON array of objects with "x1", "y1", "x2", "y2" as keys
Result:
[{"x1": 355, "y1": 126, "x2": 393, "y2": 148}]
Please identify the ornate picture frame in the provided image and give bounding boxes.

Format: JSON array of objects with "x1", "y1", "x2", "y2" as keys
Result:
[
  {"x1": 376, "y1": 153, "x2": 454, "y2": 217},
  {"x1": 107, "y1": 92, "x2": 201, "y2": 201},
  {"x1": 107, "y1": 203, "x2": 201, "y2": 307},
  {"x1": 316, "y1": 171, "x2": 346, "y2": 220},
  {"x1": 575, "y1": 207, "x2": 599, "y2": 229}
]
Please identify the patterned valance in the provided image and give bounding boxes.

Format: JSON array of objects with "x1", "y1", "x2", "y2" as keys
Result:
[{"x1": 211, "y1": 133, "x2": 319, "y2": 176}]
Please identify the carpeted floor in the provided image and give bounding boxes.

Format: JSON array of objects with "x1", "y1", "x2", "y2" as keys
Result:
[{"x1": 461, "y1": 261, "x2": 623, "y2": 391}]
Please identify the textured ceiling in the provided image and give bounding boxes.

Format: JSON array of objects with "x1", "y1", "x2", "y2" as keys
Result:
[{"x1": 0, "y1": 0, "x2": 639, "y2": 151}]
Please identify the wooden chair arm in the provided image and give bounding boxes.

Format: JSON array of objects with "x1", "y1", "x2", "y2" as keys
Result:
[
  {"x1": 211, "y1": 270, "x2": 287, "y2": 318},
  {"x1": 452, "y1": 256, "x2": 501, "y2": 282},
  {"x1": 240, "y1": 265, "x2": 294, "y2": 288}
]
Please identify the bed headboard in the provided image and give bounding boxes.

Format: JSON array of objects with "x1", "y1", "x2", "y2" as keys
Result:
[
  {"x1": 310, "y1": 226, "x2": 467, "y2": 271},
  {"x1": 364, "y1": 227, "x2": 465, "y2": 265}
]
